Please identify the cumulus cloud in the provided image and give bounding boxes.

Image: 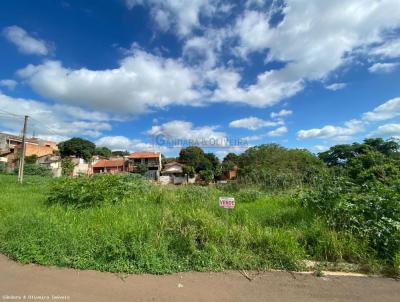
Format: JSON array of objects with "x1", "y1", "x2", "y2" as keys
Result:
[
  {"x1": 148, "y1": 120, "x2": 226, "y2": 141},
  {"x1": 362, "y1": 97, "x2": 400, "y2": 122},
  {"x1": 0, "y1": 93, "x2": 113, "y2": 141},
  {"x1": 267, "y1": 126, "x2": 288, "y2": 137},
  {"x1": 370, "y1": 38, "x2": 400, "y2": 59},
  {"x1": 368, "y1": 62, "x2": 399, "y2": 73},
  {"x1": 229, "y1": 116, "x2": 283, "y2": 130},
  {"x1": 230, "y1": 0, "x2": 400, "y2": 104},
  {"x1": 325, "y1": 83, "x2": 347, "y2": 91},
  {"x1": 125, "y1": 0, "x2": 218, "y2": 37},
  {"x1": 297, "y1": 96, "x2": 400, "y2": 140},
  {"x1": 17, "y1": 49, "x2": 202, "y2": 115},
  {"x1": 14, "y1": 1, "x2": 400, "y2": 116},
  {"x1": 2, "y1": 26, "x2": 49, "y2": 55},
  {"x1": 297, "y1": 120, "x2": 364, "y2": 140},
  {"x1": 370, "y1": 123, "x2": 400, "y2": 137},
  {"x1": 0, "y1": 79, "x2": 17, "y2": 90},
  {"x1": 270, "y1": 109, "x2": 292, "y2": 119},
  {"x1": 95, "y1": 136, "x2": 159, "y2": 152}
]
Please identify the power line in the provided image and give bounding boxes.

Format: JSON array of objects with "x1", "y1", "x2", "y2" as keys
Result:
[
  {"x1": 0, "y1": 114, "x2": 24, "y2": 120},
  {"x1": 28, "y1": 117, "x2": 63, "y2": 137},
  {"x1": 0, "y1": 109, "x2": 24, "y2": 117}
]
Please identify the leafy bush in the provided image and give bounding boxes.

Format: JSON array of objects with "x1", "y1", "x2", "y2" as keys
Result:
[
  {"x1": 0, "y1": 162, "x2": 7, "y2": 173},
  {"x1": 61, "y1": 158, "x2": 75, "y2": 176},
  {"x1": 302, "y1": 177, "x2": 400, "y2": 266},
  {"x1": 237, "y1": 144, "x2": 326, "y2": 190},
  {"x1": 199, "y1": 169, "x2": 214, "y2": 184},
  {"x1": 14, "y1": 163, "x2": 52, "y2": 177},
  {"x1": 47, "y1": 173, "x2": 143, "y2": 208}
]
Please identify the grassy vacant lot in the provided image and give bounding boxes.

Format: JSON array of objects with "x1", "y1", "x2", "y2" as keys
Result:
[{"x1": 0, "y1": 174, "x2": 378, "y2": 274}]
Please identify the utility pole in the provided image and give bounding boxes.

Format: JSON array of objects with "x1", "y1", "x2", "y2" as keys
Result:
[{"x1": 17, "y1": 115, "x2": 29, "y2": 184}]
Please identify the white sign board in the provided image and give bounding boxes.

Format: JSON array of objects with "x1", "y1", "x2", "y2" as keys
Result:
[{"x1": 219, "y1": 197, "x2": 235, "y2": 209}]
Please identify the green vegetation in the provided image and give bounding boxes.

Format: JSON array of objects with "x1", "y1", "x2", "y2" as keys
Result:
[
  {"x1": 58, "y1": 137, "x2": 96, "y2": 162},
  {"x1": 0, "y1": 162, "x2": 7, "y2": 173},
  {"x1": 235, "y1": 144, "x2": 326, "y2": 190},
  {"x1": 14, "y1": 163, "x2": 52, "y2": 177},
  {"x1": 95, "y1": 146, "x2": 112, "y2": 158},
  {"x1": 112, "y1": 150, "x2": 130, "y2": 156},
  {"x1": 0, "y1": 172, "x2": 393, "y2": 275},
  {"x1": 0, "y1": 137, "x2": 398, "y2": 276},
  {"x1": 61, "y1": 158, "x2": 75, "y2": 176}
]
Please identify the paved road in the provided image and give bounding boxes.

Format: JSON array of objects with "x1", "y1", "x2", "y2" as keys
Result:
[{"x1": 1, "y1": 254, "x2": 399, "y2": 302}]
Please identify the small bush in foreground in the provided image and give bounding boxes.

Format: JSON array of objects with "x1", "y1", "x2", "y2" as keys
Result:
[
  {"x1": 47, "y1": 173, "x2": 145, "y2": 208},
  {"x1": 302, "y1": 176, "x2": 400, "y2": 269},
  {"x1": 14, "y1": 164, "x2": 52, "y2": 177}
]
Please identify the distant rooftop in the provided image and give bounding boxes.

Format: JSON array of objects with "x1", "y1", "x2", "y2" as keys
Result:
[
  {"x1": 128, "y1": 152, "x2": 160, "y2": 159},
  {"x1": 92, "y1": 159, "x2": 125, "y2": 168}
]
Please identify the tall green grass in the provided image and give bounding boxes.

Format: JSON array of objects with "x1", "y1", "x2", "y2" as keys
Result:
[{"x1": 0, "y1": 174, "x2": 375, "y2": 274}]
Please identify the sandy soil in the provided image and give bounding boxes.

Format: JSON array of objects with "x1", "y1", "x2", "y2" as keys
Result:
[{"x1": 1, "y1": 254, "x2": 399, "y2": 302}]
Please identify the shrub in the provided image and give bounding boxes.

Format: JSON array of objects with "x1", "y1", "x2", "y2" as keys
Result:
[
  {"x1": 0, "y1": 162, "x2": 7, "y2": 173},
  {"x1": 301, "y1": 176, "x2": 400, "y2": 265},
  {"x1": 25, "y1": 155, "x2": 38, "y2": 164},
  {"x1": 47, "y1": 173, "x2": 143, "y2": 208},
  {"x1": 199, "y1": 169, "x2": 214, "y2": 184},
  {"x1": 135, "y1": 163, "x2": 148, "y2": 176},
  {"x1": 61, "y1": 158, "x2": 75, "y2": 176},
  {"x1": 14, "y1": 163, "x2": 52, "y2": 177}
]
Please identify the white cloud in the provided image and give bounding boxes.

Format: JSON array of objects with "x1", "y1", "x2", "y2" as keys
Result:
[
  {"x1": 207, "y1": 66, "x2": 304, "y2": 108},
  {"x1": 267, "y1": 126, "x2": 288, "y2": 137},
  {"x1": 368, "y1": 62, "x2": 399, "y2": 73},
  {"x1": 183, "y1": 36, "x2": 217, "y2": 68},
  {"x1": 297, "y1": 96, "x2": 400, "y2": 140},
  {"x1": 370, "y1": 38, "x2": 400, "y2": 59},
  {"x1": 2, "y1": 26, "x2": 49, "y2": 55},
  {"x1": 325, "y1": 83, "x2": 347, "y2": 91},
  {"x1": 230, "y1": 1, "x2": 400, "y2": 105},
  {"x1": 18, "y1": 49, "x2": 202, "y2": 115},
  {"x1": 15, "y1": 1, "x2": 400, "y2": 115},
  {"x1": 270, "y1": 109, "x2": 292, "y2": 119},
  {"x1": 297, "y1": 119, "x2": 364, "y2": 140},
  {"x1": 148, "y1": 120, "x2": 226, "y2": 141},
  {"x1": 0, "y1": 79, "x2": 17, "y2": 90},
  {"x1": 126, "y1": 0, "x2": 217, "y2": 37},
  {"x1": 234, "y1": 10, "x2": 271, "y2": 56},
  {"x1": 370, "y1": 123, "x2": 400, "y2": 137},
  {"x1": 362, "y1": 97, "x2": 400, "y2": 122},
  {"x1": 95, "y1": 136, "x2": 159, "y2": 152},
  {"x1": 229, "y1": 116, "x2": 283, "y2": 130},
  {"x1": 0, "y1": 93, "x2": 112, "y2": 141}
]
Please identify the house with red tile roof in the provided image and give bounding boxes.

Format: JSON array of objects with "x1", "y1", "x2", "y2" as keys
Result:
[
  {"x1": 127, "y1": 151, "x2": 161, "y2": 180},
  {"x1": 92, "y1": 158, "x2": 126, "y2": 174}
]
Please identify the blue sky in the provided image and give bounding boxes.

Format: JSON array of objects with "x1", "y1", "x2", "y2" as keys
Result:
[{"x1": 0, "y1": 0, "x2": 399, "y2": 158}]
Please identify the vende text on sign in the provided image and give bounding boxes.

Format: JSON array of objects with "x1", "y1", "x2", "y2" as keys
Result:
[{"x1": 219, "y1": 197, "x2": 235, "y2": 209}]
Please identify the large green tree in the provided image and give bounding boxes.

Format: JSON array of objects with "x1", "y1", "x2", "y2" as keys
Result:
[
  {"x1": 112, "y1": 150, "x2": 130, "y2": 156},
  {"x1": 178, "y1": 146, "x2": 212, "y2": 172},
  {"x1": 95, "y1": 147, "x2": 112, "y2": 158},
  {"x1": 58, "y1": 138, "x2": 96, "y2": 162},
  {"x1": 318, "y1": 138, "x2": 400, "y2": 167},
  {"x1": 237, "y1": 144, "x2": 325, "y2": 189},
  {"x1": 319, "y1": 138, "x2": 400, "y2": 184}
]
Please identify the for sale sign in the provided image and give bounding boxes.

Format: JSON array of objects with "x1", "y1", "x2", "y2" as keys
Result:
[{"x1": 219, "y1": 197, "x2": 235, "y2": 209}]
